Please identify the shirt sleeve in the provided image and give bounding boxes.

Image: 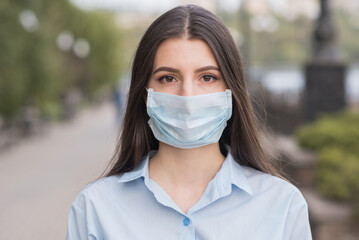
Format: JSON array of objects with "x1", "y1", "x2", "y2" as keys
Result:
[
  {"x1": 66, "y1": 203, "x2": 89, "y2": 240},
  {"x1": 283, "y1": 190, "x2": 313, "y2": 240}
]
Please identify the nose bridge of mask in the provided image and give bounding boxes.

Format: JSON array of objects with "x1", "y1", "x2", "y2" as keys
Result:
[{"x1": 147, "y1": 88, "x2": 231, "y2": 109}]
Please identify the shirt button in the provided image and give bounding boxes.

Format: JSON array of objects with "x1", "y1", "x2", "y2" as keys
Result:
[{"x1": 183, "y1": 217, "x2": 191, "y2": 226}]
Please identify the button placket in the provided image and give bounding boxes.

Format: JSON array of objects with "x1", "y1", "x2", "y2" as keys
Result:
[
  {"x1": 179, "y1": 216, "x2": 196, "y2": 240},
  {"x1": 183, "y1": 217, "x2": 191, "y2": 226}
]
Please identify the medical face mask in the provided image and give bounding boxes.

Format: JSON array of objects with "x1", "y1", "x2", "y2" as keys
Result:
[{"x1": 146, "y1": 88, "x2": 232, "y2": 149}]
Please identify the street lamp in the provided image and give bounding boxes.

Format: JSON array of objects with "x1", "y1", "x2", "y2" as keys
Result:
[{"x1": 304, "y1": 0, "x2": 346, "y2": 121}]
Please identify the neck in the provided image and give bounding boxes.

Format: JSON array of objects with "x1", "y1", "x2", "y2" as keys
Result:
[{"x1": 149, "y1": 142, "x2": 226, "y2": 188}]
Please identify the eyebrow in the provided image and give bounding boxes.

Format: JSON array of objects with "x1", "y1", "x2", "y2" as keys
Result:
[{"x1": 153, "y1": 65, "x2": 220, "y2": 75}]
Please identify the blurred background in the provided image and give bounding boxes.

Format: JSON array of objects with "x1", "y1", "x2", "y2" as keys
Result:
[{"x1": 0, "y1": 0, "x2": 358, "y2": 239}]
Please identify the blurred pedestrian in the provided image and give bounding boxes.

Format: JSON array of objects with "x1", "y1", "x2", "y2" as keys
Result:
[
  {"x1": 67, "y1": 5, "x2": 312, "y2": 239},
  {"x1": 113, "y1": 74, "x2": 130, "y2": 125},
  {"x1": 112, "y1": 83, "x2": 123, "y2": 123}
]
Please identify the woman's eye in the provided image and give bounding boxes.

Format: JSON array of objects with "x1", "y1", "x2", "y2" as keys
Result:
[
  {"x1": 201, "y1": 75, "x2": 217, "y2": 82},
  {"x1": 159, "y1": 76, "x2": 175, "y2": 83}
]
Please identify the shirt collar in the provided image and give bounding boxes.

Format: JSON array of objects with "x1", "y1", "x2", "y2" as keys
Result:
[
  {"x1": 117, "y1": 150, "x2": 156, "y2": 183},
  {"x1": 223, "y1": 150, "x2": 253, "y2": 195},
  {"x1": 117, "y1": 148, "x2": 253, "y2": 195}
]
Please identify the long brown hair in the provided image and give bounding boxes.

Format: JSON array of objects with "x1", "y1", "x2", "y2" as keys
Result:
[{"x1": 104, "y1": 5, "x2": 283, "y2": 179}]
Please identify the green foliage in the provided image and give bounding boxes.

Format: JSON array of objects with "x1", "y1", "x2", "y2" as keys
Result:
[
  {"x1": 334, "y1": 9, "x2": 359, "y2": 63},
  {"x1": 224, "y1": 6, "x2": 359, "y2": 65},
  {"x1": 70, "y1": 11, "x2": 125, "y2": 97},
  {"x1": 0, "y1": 0, "x2": 125, "y2": 121},
  {"x1": 316, "y1": 148, "x2": 359, "y2": 200},
  {"x1": 0, "y1": 1, "x2": 29, "y2": 118},
  {"x1": 296, "y1": 112, "x2": 359, "y2": 154},
  {"x1": 296, "y1": 111, "x2": 359, "y2": 214},
  {"x1": 252, "y1": 15, "x2": 311, "y2": 65}
]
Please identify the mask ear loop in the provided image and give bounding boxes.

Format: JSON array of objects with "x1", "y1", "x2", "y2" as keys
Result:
[
  {"x1": 145, "y1": 88, "x2": 154, "y2": 105},
  {"x1": 224, "y1": 89, "x2": 231, "y2": 108}
]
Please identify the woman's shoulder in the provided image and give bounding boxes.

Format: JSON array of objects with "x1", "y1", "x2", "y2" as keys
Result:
[
  {"x1": 71, "y1": 175, "x2": 123, "y2": 210},
  {"x1": 84, "y1": 175, "x2": 124, "y2": 193},
  {"x1": 238, "y1": 163, "x2": 307, "y2": 205}
]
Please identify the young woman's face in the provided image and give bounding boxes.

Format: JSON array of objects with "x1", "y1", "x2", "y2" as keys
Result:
[{"x1": 148, "y1": 38, "x2": 227, "y2": 96}]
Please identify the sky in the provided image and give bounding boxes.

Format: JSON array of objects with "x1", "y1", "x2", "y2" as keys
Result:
[
  {"x1": 70, "y1": 0, "x2": 242, "y2": 13},
  {"x1": 69, "y1": 0, "x2": 323, "y2": 20}
]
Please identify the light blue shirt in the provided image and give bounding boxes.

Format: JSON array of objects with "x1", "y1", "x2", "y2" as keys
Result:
[{"x1": 67, "y1": 150, "x2": 312, "y2": 239}]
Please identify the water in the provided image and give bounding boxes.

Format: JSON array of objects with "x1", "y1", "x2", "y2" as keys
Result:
[
  {"x1": 346, "y1": 68, "x2": 359, "y2": 102},
  {"x1": 253, "y1": 66, "x2": 359, "y2": 103}
]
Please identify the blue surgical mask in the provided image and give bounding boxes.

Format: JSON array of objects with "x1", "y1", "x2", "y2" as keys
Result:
[{"x1": 146, "y1": 88, "x2": 232, "y2": 149}]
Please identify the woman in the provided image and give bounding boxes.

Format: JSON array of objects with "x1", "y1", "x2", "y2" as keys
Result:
[{"x1": 67, "y1": 5, "x2": 312, "y2": 240}]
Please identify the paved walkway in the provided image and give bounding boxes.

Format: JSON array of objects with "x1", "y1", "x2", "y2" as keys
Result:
[{"x1": 0, "y1": 102, "x2": 119, "y2": 240}]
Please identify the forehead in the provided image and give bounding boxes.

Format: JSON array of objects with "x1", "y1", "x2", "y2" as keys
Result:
[{"x1": 153, "y1": 38, "x2": 218, "y2": 68}]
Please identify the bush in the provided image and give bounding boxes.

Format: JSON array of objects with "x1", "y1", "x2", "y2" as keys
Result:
[
  {"x1": 296, "y1": 112, "x2": 359, "y2": 154},
  {"x1": 317, "y1": 148, "x2": 359, "y2": 200},
  {"x1": 295, "y1": 111, "x2": 359, "y2": 214}
]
